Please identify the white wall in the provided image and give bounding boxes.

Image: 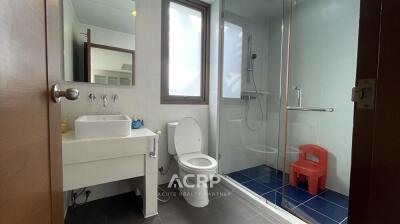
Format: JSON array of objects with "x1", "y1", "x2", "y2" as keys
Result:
[
  {"x1": 62, "y1": 0, "x2": 209, "y2": 204},
  {"x1": 285, "y1": 0, "x2": 360, "y2": 195}
]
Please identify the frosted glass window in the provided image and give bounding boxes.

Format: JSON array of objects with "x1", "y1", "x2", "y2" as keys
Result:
[
  {"x1": 168, "y1": 2, "x2": 202, "y2": 97},
  {"x1": 223, "y1": 21, "x2": 243, "y2": 98}
]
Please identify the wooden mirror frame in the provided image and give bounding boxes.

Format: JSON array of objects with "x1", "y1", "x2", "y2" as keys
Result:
[{"x1": 84, "y1": 42, "x2": 135, "y2": 85}]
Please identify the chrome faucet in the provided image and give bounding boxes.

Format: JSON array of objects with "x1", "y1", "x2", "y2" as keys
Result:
[
  {"x1": 88, "y1": 93, "x2": 97, "y2": 103},
  {"x1": 111, "y1": 94, "x2": 118, "y2": 103},
  {"x1": 101, "y1": 95, "x2": 108, "y2": 107}
]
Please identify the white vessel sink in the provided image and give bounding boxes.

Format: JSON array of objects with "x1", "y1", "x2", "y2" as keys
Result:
[{"x1": 75, "y1": 115, "x2": 131, "y2": 139}]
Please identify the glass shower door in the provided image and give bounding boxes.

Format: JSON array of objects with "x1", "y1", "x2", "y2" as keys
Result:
[
  {"x1": 281, "y1": 0, "x2": 360, "y2": 223},
  {"x1": 219, "y1": 0, "x2": 285, "y2": 207}
]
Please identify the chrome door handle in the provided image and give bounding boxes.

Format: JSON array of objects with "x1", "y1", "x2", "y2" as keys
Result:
[{"x1": 51, "y1": 83, "x2": 79, "y2": 103}]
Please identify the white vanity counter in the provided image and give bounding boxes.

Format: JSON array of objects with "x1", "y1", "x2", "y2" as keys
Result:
[
  {"x1": 62, "y1": 128, "x2": 158, "y2": 217},
  {"x1": 63, "y1": 127, "x2": 156, "y2": 143},
  {"x1": 63, "y1": 128, "x2": 156, "y2": 165}
]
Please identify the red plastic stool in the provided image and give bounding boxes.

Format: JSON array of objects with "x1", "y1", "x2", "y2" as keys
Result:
[{"x1": 290, "y1": 144, "x2": 328, "y2": 195}]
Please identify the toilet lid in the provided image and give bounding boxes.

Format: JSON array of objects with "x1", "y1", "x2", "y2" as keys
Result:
[{"x1": 174, "y1": 118, "x2": 202, "y2": 156}]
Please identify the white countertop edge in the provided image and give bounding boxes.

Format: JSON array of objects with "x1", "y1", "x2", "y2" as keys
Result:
[{"x1": 62, "y1": 128, "x2": 157, "y2": 143}]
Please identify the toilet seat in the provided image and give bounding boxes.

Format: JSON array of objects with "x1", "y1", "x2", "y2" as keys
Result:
[{"x1": 178, "y1": 153, "x2": 218, "y2": 173}]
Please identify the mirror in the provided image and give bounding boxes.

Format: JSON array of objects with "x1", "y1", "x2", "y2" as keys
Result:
[{"x1": 63, "y1": 0, "x2": 136, "y2": 86}]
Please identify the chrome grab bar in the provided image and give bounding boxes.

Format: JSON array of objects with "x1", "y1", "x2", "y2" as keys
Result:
[
  {"x1": 287, "y1": 106, "x2": 334, "y2": 112},
  {"x1": 287, "y1": 86, "x2": 334, "y2": 112}
]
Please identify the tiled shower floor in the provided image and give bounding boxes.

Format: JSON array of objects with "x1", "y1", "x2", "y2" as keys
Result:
[{"x1": 228, "y1": 165, "x2": 349, "y2": 224}]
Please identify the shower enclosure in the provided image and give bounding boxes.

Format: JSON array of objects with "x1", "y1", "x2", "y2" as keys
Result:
[
  {"x1": 218, "y1": 0, "x2": 360, "y2": 223},
  {"x1": 219, "y1": 0, "x2": 283, "y2": 175}
]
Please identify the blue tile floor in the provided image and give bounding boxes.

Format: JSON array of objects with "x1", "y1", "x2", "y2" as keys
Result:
[{"x1": 228, "y1": 165, "x2": 349, "y2": 224}]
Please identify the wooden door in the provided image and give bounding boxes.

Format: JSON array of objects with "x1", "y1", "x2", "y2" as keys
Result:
[
  {"x1": 0, "y1": 0, "x2": 63, "y2": 223},
  {"x1": 364, "y1": 0, "x2": 400, "y2": 222},
  {"x1": 349, "y1": 0, "x2": 400, "y2": 223}
]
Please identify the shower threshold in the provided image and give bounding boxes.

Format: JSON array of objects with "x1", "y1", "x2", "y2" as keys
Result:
[{"x1": 219, "y1": 174, "x2": 305, "y2": 224}]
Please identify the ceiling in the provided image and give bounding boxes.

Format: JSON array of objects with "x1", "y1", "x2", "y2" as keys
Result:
[
  {"x1": 224, "y1": 0, "x2": 284, "y2": 20},
  {"x1": 70, "y1": 0, "x2": 136, "y2": 34}
]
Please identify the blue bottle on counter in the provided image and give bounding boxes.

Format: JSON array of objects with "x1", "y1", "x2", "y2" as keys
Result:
[{"x1": 132, "y1": 119, "x2": 144, "y2": 129}]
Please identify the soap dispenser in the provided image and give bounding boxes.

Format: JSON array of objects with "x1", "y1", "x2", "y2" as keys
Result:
[{"x1": 61, "y1": 119, "x2": 70, "y2": 133}]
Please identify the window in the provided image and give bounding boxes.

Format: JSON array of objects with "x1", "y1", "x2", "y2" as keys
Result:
[
  {"x1": 222, "y1": 21, "x2": 243, "y2": 98},
  {"x1": 161, "y1": 0, "x2": 210, "y2": 104}
]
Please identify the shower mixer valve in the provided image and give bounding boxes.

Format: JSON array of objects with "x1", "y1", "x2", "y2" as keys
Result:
[{"x1": 293, "y1": 86, "x2": 303, "y2": 107}]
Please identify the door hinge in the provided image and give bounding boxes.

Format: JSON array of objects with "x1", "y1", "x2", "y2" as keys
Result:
[{"x1": 352, "y1": 79, "x2": 376, "y2": 109}]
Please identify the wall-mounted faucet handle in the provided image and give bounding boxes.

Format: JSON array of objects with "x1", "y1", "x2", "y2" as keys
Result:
[
  {"x1": 101, "y1": 95, "x2": 108, "y2": 107},
  {"x1": 88, "y1": 93, "x2": 97, "y2": 103},
  {"x1": 111, "y1": 94, "x2": 118, "y2": 103}
]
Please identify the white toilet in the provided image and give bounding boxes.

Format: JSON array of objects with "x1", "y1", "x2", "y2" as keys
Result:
[{"x1": 167, "y1": 118, "x2": 218, "y2": 207}]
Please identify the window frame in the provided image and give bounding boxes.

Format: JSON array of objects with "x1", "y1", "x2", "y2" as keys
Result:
[{"x1": 161, "y1": 0, "x2": 210, "y2": 105}]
